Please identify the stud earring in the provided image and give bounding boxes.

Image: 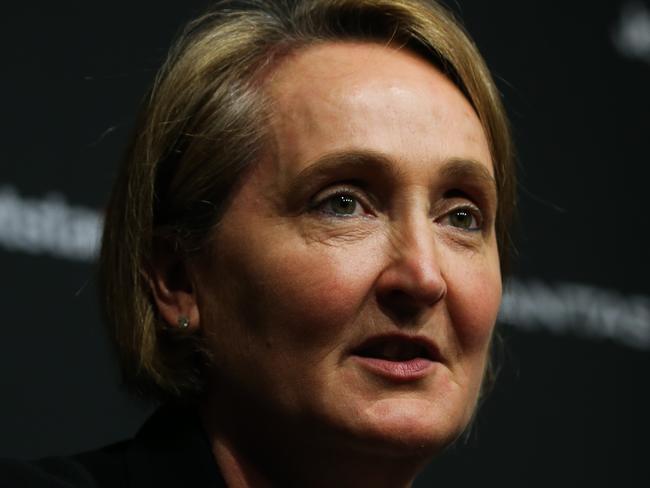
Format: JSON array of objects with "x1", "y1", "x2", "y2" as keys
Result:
[{"x1": 177, "y1": 315, "x2": 190, "y2": 329}]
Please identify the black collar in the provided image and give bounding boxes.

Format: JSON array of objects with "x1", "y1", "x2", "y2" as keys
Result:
[{"x1": 125, "y1": 404, "x2": 226, "y2": 487}]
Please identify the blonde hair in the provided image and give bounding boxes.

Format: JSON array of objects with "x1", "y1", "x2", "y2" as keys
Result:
[{"x1": 99, "y1": 0, "x2": 516, "y2": 401}]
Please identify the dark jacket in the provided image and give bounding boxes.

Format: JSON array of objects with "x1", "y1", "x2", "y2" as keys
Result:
[{"x1": 0, "y1": 405, "x2": 226, "y2": 487}]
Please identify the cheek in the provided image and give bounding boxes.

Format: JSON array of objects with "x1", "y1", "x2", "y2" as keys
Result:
[
  {"x1": 444, "y1": 248, "x2": 502, "y2": 356},
  {"x1": 216, "y1": 235, "x2": 383, "y2": 353}
]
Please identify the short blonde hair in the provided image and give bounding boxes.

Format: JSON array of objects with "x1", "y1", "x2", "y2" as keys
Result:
[{"x1": 99, "y1": 0, "x2": 516, "y2": 401}]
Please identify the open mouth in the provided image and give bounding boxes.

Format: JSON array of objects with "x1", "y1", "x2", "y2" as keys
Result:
[{"x1": 352, "y1": 334, "x2": 438, "y2": 363}]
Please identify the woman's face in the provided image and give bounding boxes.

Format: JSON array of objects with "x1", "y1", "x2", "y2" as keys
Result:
[{"x1": 193, "y1": 42, "x2": 501, "y2": 457}]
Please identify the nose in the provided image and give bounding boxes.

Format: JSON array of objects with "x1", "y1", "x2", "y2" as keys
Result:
[{"x1": 374, "y1": 218, "x2": 446, "y2": 325}]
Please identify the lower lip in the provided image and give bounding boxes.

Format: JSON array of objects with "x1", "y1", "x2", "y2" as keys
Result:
[{"x1": 352, "y1": 356, "x2": 435, "y2": 382}]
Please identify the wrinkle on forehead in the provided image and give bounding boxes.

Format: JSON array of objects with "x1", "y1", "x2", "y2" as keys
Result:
[{"x1": 261, "y1": 41, "x2": 492, "y2": 186}]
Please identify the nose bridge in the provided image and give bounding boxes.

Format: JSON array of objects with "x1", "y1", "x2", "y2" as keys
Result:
[{"x1": 383, "y1": 211, "x2": 446, "y2": 305}]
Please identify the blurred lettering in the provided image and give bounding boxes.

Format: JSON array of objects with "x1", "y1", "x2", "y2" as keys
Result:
[{"x1": 0, "y1": 184, "x2": 102, "y2": 261}]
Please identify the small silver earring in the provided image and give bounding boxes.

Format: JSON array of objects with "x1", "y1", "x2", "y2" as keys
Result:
[{"x1": 177, "y1": 315, "x2": 190, "y2": 329}]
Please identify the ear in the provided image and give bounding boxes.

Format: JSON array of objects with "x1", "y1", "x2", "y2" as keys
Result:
[{"x1": 148, "y1": 242, "x2": 200, "y2": 331}]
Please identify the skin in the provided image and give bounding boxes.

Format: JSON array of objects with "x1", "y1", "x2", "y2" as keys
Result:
[{"x1": 154, "y1": 42, "x2": 501, "y2": 487}]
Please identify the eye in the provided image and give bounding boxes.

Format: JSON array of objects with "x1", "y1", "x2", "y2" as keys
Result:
[
  {"x1": 311, "y1": 185, "x2": 373, "y2": 218},
  {"x1": 317, "y1": 192, "x2": 364, "y2": 216},
  {"x1": 443, "y1": 206, "x2": 481, "y2": 231}
]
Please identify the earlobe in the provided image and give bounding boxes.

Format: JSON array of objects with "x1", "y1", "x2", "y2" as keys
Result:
[{"x1": 147, "y1": 243, "x2": 200, "y2": 331}]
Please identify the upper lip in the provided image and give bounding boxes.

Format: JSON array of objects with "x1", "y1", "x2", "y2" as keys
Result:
[{"x1": 350, "y1": 333, "x2": 442, "y2": 362}]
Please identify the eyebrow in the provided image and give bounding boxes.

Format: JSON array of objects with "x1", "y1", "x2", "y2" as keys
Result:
[
  {"x1": 285, "y1": 149, "x2": 498, "y2": 211},
  {"x1": 294, "y1": 148, "x2": 495, "y2": 183},
  {"x1": 291, "y1": 149, "x2": 401, "y2": 187},
  {"x1": 438, "y1": 158, "x2": 498, "y2": 200}
]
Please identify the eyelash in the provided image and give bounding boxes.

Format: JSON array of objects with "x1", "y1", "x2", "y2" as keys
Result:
[
  {"x1": 311, "y1": 188, "x2": 484, "y2": 231},
  {"x1": 311, "y1": 189, "x2": 370, "y2": 217},
  {"x1": 438, "y1": 205, "x2": 483, "y2": 232}
]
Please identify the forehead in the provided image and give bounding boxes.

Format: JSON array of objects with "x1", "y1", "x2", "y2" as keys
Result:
[{"x1": 262, "y1": 41, "x2": 492, "y2": 182}]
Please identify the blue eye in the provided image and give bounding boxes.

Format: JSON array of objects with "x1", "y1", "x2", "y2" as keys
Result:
[
  {"x1": 320, "y1": 193, "x2": 361, "y2": 216},
  {"x1": 446, "y1": 207, "x2": 481, "y2": 231}
]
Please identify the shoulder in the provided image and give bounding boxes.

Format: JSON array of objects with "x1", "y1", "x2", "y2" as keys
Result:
[
  {"x1": 0, "y1": 440, "x2": 130, "y2": 487},
  {"x1": 0, "y1": 404, "x2": 226, "y2": 488}
]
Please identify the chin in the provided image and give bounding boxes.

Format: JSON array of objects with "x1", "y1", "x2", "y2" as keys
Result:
[{"x1": 342, "y1": 395, "x2": 473, "y2": 459}]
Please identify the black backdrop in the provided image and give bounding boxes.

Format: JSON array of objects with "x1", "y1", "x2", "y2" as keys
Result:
[{"x1": 2, "y1": 1, "x2": 649, "y2": 486}]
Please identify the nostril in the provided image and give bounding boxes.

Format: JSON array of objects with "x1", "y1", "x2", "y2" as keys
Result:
[
  {"x1": 374, "y1": 250, "x2": 447, "y2": 312},
  {"x1": 376, "y1": 289, "x2": 429, "y2": 324}
]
